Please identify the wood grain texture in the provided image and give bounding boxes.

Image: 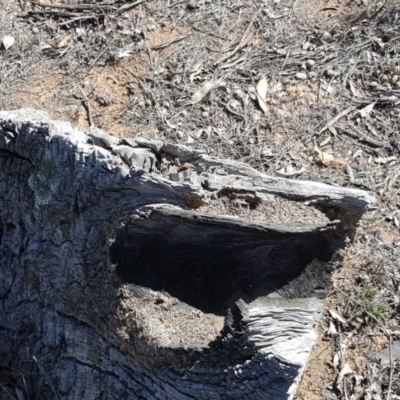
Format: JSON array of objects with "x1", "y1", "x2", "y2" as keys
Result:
[{"x1": 0, "y1": 109, "x2": 374, "y2": 399}]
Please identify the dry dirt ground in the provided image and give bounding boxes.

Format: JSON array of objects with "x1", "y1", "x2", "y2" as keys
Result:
[{"x1": 1, "y1": 0, "x2": 400, "y2": 399}]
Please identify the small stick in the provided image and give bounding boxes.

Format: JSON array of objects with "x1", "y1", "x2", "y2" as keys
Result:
[
  {"x1": 215, "y1": 12, "x2": 260, "y2": 66},
  {"x1": 113, "y1": 0, "x2": 146, "y2": 16},
  {"x1": 317, "y1": 106, "x2": 355, "y2": 135},
  {"x1": 79, "y1": 87, "x2": 94, "y2": 127},
  {"x1": 215, "y1": 31, "x2": 254, "y2": 66},
  {"x1": 279, "y1": 50, "x2": 291, "y2": 74},
  {"x1": 150, "y1": 35, "x2": 189, "y2": 50},
  {"x1": 87, "y1": 38, "x2": 115, "y2": 75},
  {"x1": 31, "y1": 0, "x2": 112, "y2": 11},
  {"x1": 387, "y1": 335, "x2": 393, "y2": 400}
]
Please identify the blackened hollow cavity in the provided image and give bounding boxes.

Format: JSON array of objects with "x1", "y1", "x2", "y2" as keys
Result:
[{"x1": 110, "y1": 211, "x2": 343, "y2": 315}]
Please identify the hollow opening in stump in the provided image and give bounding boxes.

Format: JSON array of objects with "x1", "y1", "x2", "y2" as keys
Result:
[{"x1": 110, "y1": 210, "x2": 342, "y2": 316}]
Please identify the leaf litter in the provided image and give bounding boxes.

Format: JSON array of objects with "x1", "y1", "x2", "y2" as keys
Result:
[{"x1": 1, "y1": 0, "x2": 400, "y2": 398}]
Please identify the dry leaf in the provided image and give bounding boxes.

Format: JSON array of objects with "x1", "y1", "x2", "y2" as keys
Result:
[
  {"x1": 319, "y1": 136, "x2": 331, "y2": 147},
  {"x1": 317, "y1": 106, "x2": 354, "y2": 135},
  {"x1": 314, "y1": 146, "x2": 348, "y2": 168},
  {"x1": 190, "y1": 80, "x2": 215, "y2": 104},
  {"x1": 54, "y1": 34, "x2": 72, "y2": 49},
  {"x1": 256, "y1": 78, "x2": 269, "y2": 114},
  {"x1": 328, "y1": 308, "x2": 347, "y2": 324},
  {"x1": 372, "y1": 37, "x2": 385, "y2": 49},
  {"x1": 333, "y1": 352, "x2": 340, "y2": 369},
  {"x1": 349, "y1": 80, "x2": 361, "y2": 97},
  {"x1": 328, "y1": 320, "x2": 338, "y2": 336},
  {"x1": 327, "y1": 125, "x2": 338, "y2": 136},
  {"x1": 336, "y1": 363, "x2": 353, "y2": 393},
  {"x1": 358, "y1": 102, "x2": 375, "y2": 118},
  {"x1": 3, "y1": 35, "x2": 15, "y2": 50}
]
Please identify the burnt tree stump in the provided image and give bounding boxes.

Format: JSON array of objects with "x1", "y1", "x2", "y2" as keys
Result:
[{"x1": 0, "y1": 109, "x2": 374, "y2": 399}]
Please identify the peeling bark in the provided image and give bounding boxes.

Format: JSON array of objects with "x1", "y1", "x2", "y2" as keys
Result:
[{"x1": 0, "y1": 109, "x2": 374, "y2": 399}]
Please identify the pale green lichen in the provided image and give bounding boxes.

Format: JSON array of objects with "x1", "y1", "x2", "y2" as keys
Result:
[{"x1": 28, "y1": 151, "x2": 62, "y2": 207}]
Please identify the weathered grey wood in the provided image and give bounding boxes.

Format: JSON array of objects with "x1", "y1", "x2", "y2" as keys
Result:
[{"x1": 0, "y1": 109, "x2": 374, "y2": 400}]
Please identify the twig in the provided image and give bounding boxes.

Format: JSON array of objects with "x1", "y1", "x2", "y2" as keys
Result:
[
  {"x1": 31, "y1": 0, "x2": 113, "y2": 11},
  {"x1": 289, "y1": 0, "x2": 298, "y2": 20},
  {"x1": 346, "y1": 164, "x2": 355, "y2": 184},
  {"x1": 28, "y1": 0, "x2": 145, "y2": 22},
  {"x1": 191, "y1": 25, "x2": 228, "y2": 41},
  {"x1": 19, "y1": 0, "x2": 26, "y2": 11},
  {"x1": 87, "y1": 38, "x2": 115, "y2": 74},
  {"x1": 279, "y1": 50, "x2": 291, "y2": 74},
  {"x1": 317, "y1": 106, "x2": 355, "y2": 135},
  {"x1": 150, "y1": 35, "x2": 189, "y2": 50},
  {"x1": 79, "y1": 87, "x2": 94, "y2": 127},
  {"x1": 364, "y1": 311, "x2": 394, "y2": 400},
  {"x1": 113, "y1": 0, "x2": 146, "y2": 16},
  {"x1": 215, "y1": 13, "x2": 259, "y2": 65},
  {"x1": 387, "y1": 335, "x2": 393, "y2": 400}
]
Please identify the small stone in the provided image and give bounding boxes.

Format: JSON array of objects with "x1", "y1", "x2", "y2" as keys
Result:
[
  {"x1": 147, "y1": 24, "x2": 156, "y2": 31},
  {"x1": 186, "y1": 135, "x2": 196, "y2": 144},
  {"x1": 295, "y1": 72, "x2": 307, "y2": 80},
  {"x1": 145, "y1": 99, "x2": 152, "y2": 106},
  {"x1": 309, "y1": 71, "x2": 317, "y2": 80},
  {"x1": 233, "y1": 89, "x2": 244, "y2": 99},
  {"x1": 322, "y1": 32, "x2": 334, "y2": 43},
  {"x1": 201, "y1": 111, "x2": 209, "y2": 118},
  {"x1": 187, "y1": 0, "x2": 199, "y2": 9},
  {"x1": 306, "y1": 59, "x2": 315, "y2": 69},
  {"x1": 325, "y1": 69, "x2": 336, "y2": 78},
  {"x1": 392, "y1": 75, "x2": 399, "y2": 84},
  {"x1": 176, "y1": 131, "x2": 185, "y2": 140}
]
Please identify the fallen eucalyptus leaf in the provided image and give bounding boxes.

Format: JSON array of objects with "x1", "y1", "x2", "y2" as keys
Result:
[
  {"x1": 190, "y1": 80, "x2": 215, "y2": 104},
  {"x1": 336, "y1": 363, "x2": 353, "y2": 393},
  {"x1": 372, "y1": 37, "x2": 385, "y2": 49},
  {"x1": 319, "y1": 136, "x2": 331, "y2": 147},
  {"x1": 328, "y1": 320, "x2": 338, "y2": 336},
  {"x1": 256, "y1": 78, "x2": 269, "y2": 114},
  {"x1": 314, "y1": 146, "x2": 348, "y2": 168},
  {"x1": 328, "y1": 308, "x2": 347, "y2": 324},
  {"x1": 348, "y1": 80, "x2": 361, "y2": 97},
  {"x1": 333, "y1": 352, "x2": 340, "y2": 369},
  {"x1": 3, "y1": 35, "x2": 15, "y2": 50},
  {"x1": 54, "y1": 34, "x2": 72, "y2": 49},
  {"x1": 358, "y1": 102, "x2": 375, "y2": 118},
  {"x1": 327, "y1": 125, "x2": 338, "y2": 136}
]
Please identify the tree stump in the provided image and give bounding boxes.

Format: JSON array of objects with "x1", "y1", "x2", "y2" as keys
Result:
[{"x1": 0, "y1": 109, "x2": 374, "y2": 399}]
